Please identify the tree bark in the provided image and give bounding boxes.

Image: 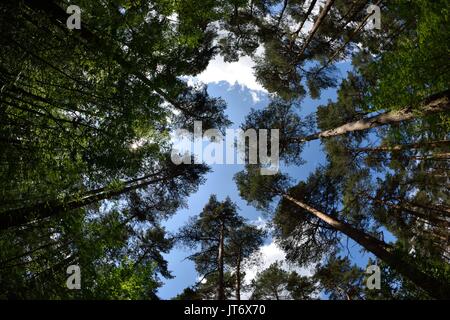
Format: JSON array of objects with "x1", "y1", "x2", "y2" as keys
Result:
[
  {"x1": 365, "y1": 195, "x2": 450, "y2": 228},
  {"x1": 283, "y1": 194, "x2": 450, "y2": 299},
  {"x1": 293, "y1": 90, "x2": 450, "y2": 143},
  {"x1": 411, "y1": 153, "x2": 450, "y2": 161},
  {"x1": 0, "y1": 171, "x2": 167, "y2": 231},
  {"x1": 235, "y1": 251, "x2": 242, "y2": 300},
  {"x1": 297, "y1": 0, "x2": 336, "y2": 57},
  {"x1": 354, "y1": 140, "x2": 450, "y2": 154},
  {"x1": 290, "y1": 0, "x2": 317, "y2": 49},
  {"x1": 22, "y1": 0, "x2": 200, "y2": 119},
  {"x1": 217, "y1": 221, "x2": 225, "y2": 300}
]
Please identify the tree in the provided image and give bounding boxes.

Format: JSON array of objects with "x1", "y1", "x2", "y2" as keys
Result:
[
  {"x1": 0, "y1": 0, "x2": 232, "y2": 298},
  {"x1": 219, "y1": 0, "x2": 402, "y2": 100},
  {"x1": 0, "y1": 0, "x2": 231, "y2": 226},
  {"x1": 235, "y1": 165, "x2": 450, "y2": 299},
  {"x1": 234, "y1": 0, "x2": 450, "y2": 301},
  {"x1": 177, "y1": 195, "x2": 243, "y2": 300},
  {"x1": 314, "y1": 254, "x2": 364, "y2": 300},
  {"x1": 225, "y1": 224, "x2": 266, "y2": 300},
  {"x1": 0, "y1": 204, "x2": 174, "y2": 299},
  {"x1": 242, "y1": 86, "x2": 448, "y2": 154},
  {"x1": 250, "y1": 262, "x2": 315, "y2": 300},
  {"x1": 362, "y1": 259, "x2": 431, "y2": 300}
]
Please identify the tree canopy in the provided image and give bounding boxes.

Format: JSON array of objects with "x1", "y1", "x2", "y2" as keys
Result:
[{"x1": 0, "y1": 0, "x2": 448, "y2": 301}]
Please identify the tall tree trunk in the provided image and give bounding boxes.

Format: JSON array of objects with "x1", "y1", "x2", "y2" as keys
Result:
[
  {"x1": 22, "y1": 0, "x2": 198, "y2": 118},
  {"x1": 217, "y1": 221, "x2": 225, "y2": 300},
  {"x1": 283, "y1": 194, "x2": 450, "y2": 299},
  {"x1": 411, "y1": 153, "x2": 450, "y2": 161},
  {"x1": 401, "y1": 200, "x2": 450, "y2": 218},
  {"x1": 0, "y1": 171, "x2": 168, "y2": 231},
  {"x1": 297, "y1": 0, "x2": 336, "y2": 57},
  {"x1": 235, "y1": 251, "x2": 242, "y2": 300},
  {"x1": 293, "y1": 90, "x2": 450, "y2": 143},
  {"x1": 354, "y1": 140, "x2": 450, "y2": 154},
  {"x1": 364, "y1": 194, "x2": 450, "y2": 228},
  {"x1": 289, "y1": 0, "x2": 317, "y2": 49}
]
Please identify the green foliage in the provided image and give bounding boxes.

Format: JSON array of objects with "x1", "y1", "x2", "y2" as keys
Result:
[
  {"x1": 250, "y1": 262, "x2": 315, "y2": 300},
  {"x1": 234, "y1": 165, "x2": 291, "y2": 211},
  {"x1": 366, "y1": 0, "x2": 450, "y2": 113},
  {"x1": 314, "y1": 254, "x2": 364, "y2": 300},
  {"x1": 0, "y1": 0, "x2": 227, "y2": 299},
  {"x1": 92, "y1": 257, "x2": 160, "y2": 300}
]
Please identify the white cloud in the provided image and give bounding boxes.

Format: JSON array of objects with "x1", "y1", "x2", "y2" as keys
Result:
[
  {"x1": 196, "y1": 54, "x2": 266, "y2": 93},
  {"x1": 250, "y1": 216, "x2": 269, "y2": 230},
  {"x1": 240, "y1": 240, "x2": 316, "y2": 299},
  {"x1": 191, "y1": 0, "x2": 330, "y2": 95},
  {"x1": 242, "y1": 242, "x2": 286, "y2": 286},
  {"x1": 190, "y1": 0, "x2": 330, "y2": 102},
  {"x1": 250, "y1": 91, "x2": 261, "y2": 103}
]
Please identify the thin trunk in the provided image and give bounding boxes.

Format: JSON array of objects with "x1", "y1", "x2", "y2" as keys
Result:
[
  {"x1": 236, "y1": 251, "x2": 242, "y2": 301},
  {"x1": 217, "y1": 221, "x2": 225, "y2": 300},
  {"x1": 290, "y1": 0, "x2": 317, "y2": 48},
  {"x1": 314, "y1": 0, "x2": 382, "y2": 74},
  {"x1": 367, "y1": 195, "x2": 450, "y2": 228},
  {"x1": 0, "y1": 171, "x2": 167, "y2": 231},
  {"x1": 355, "y1": 140, "x2": 450, "y2": 153},
  {"x1": 274, "y1": 288, "x2": 280, "y2": 300},
  {"x1": 293, "y1": 90, "x2": 450, "y2": 143},
  {"x1": 23, "y1": 0, "x2": 198, "y2": 119},
  {"x1": 297, "y1": 0, "x2": 336, "y2": 57},
  {"x1": 283, "y1": 194, "x2": 450, "y2": 299},
  {"x1": 411, "y1": 153, "x2": 450, "y2": 161},
  {"x1": 403, "y1": 200, "x2": 450, "y2": 218},
  {"x1": 0, "y1": 239, "x2": 69, "y2": 267},
  {"x1": 335, "y1": 0, "x2": 366, "y2": 25},
  {"x1": 276, "y1": 0, "x2": 289, "y2": 28}
]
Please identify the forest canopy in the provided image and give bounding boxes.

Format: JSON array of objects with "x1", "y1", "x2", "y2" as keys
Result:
[{"x1": 0, "y1": 0, "x2": 448, "y2": 300}]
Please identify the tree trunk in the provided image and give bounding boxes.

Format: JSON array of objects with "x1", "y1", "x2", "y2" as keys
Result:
[
  {"x1": 217, "y1": 221, "x2": 225, "y2": 300},
  {"x1": 365, "y1": 195, "x2": 450, "y2": 228},
  {"x1": 354, "y1": 140, "x2": 450, "y2": 154},
  {"x1": 402, "y1": 200, "x2": 450, "y2": 218},
  {"x1": 411, "y1": 153, "x2": 450, "y2": 161},
  {"x1": 297, "y1": 0, "x2": 336, "y2": 57},
  {"x1": 283, "y1": 194, "x2": 450, "y2": 299},
  {"x1": 276, "y1": 0, "x2": 289, "y2": 28},
  {"x1": 22, "y1": 0, "x2": 198, "y2": 118},
  {"x1": 289, "y1": 0, "x2": 317, "y2": 49},
  {"x1": 294, "y1": 90, "x2": 450, "y2": 143},
  {"x1": 0, "y1": 171, "x2": 167, "y2": 231},
  {"x1": 235, "y1": 251, "x2": 241, "y2": 300},
  {"x1": 274, "y1": 289, "x2": 280, "y2": 300}
]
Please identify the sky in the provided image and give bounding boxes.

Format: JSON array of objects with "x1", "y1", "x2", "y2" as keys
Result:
[
  {"x1": 156, "y1": 0, "x2": 397, "y2": 298},
  {"x1": 156, "y1": 54, "x2": 385, "y2": 299}
]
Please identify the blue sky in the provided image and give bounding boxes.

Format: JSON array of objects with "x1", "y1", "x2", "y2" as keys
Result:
[{"x1": 158, "y1": 60, "x2": 387, "y2": 299}]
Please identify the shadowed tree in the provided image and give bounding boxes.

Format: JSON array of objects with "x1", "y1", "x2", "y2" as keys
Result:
[
  {"x1": 235, "y1": 165, "x2": 450, "y2": 299},
  {"x1": 225, "y1": 224, "x2": 266, "y2": 300},
  {"x1": 314, "y1": 254, "x2": 364, "y2": 300},
  {"x1": 250, "y1": 261, "x2": 315, "y2": 300},
  {"x1": 177, "y1": 195, "x2": 243, "y2": 300}
]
